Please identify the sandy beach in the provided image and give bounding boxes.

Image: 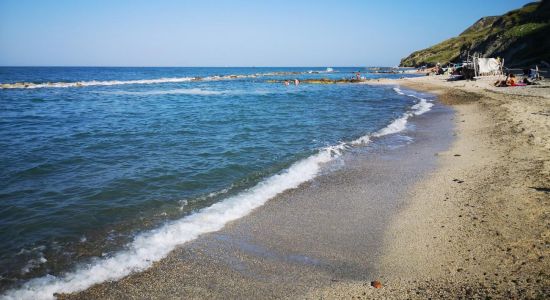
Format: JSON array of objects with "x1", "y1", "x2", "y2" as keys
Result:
[
  {"x1": 311, "y1": 76, "x2": 550, "y2": 298},
  {"x1": 58, "y1": 75, "x2": 550, "y2": 299},
  {"x1": 3, "y1": 1, "x2": 550, "y2": 299}
]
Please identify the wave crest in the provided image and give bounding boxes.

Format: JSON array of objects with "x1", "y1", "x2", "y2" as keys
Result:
[{"x1": 353, "y1": 86, "x2": 434, "y2": 142}]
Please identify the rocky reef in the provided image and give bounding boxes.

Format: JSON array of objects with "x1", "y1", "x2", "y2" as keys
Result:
[{"x1": 267, "y1": 78, "x2": 367, "y2": 84}]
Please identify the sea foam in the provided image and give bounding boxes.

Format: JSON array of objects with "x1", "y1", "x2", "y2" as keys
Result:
[
  {"x1": 354, "y1": 86, "x2": 433, "y2": 142},
  {"x1": 411, "y1": 97, "x2": 434, "y2": 115},
  {"x1": 392, "y1": 87, "x2": 405, "y2": 95}
]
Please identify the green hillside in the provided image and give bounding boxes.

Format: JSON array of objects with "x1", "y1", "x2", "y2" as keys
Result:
[{"x1": 400, "y1": 1, "x2": 550, "y2": 67}]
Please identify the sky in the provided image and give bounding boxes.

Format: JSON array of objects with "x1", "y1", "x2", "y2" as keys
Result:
[{"x1": 0, "y1": 0, "x2": 535, "y2": 67}]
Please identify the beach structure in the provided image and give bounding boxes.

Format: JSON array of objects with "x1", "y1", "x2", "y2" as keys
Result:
[
  {"x1": 471, "y1": 53, "x2": 504, "y2": 77},
  {"x1": 475, "y1": 57, "x2": 504, "y2": 76}
]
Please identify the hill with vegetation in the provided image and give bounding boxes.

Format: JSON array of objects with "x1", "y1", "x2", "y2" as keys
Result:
[{"x1": 400, "y1": 1, "x2": 550, "y2": 68}]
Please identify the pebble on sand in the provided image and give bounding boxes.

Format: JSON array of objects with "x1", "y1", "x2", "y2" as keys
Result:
[{"x1": 371, "y1": 280, "x2": 383, "y2": 288}]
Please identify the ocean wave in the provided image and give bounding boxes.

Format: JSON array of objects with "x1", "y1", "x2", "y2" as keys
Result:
[
  {"x1": 402, "y1": 91, "x2": 434, "y2": 116},
  {"x1": 103, "y1": 88, "x2": 224, "y2": 96},
  {"x1": 350, "y1": 135, "x2": 370, "y2": 145},
  {"x1": 0, "y1": 74, "x2": 263, "y2": 90},
  {"x1": 355, "y1": 87, "x2": 434, "y2": 141},
  {"x1": 411, "y1": 98, "x2": 433, "y2": 115},
  {"x1": 307, "y1": 67, "x2": 335, "y2": 74},
  {"x1": 373, "y1": 114, "x2": 410, "y2": 137},
  {"x1": 392, "y1": 87, "x2": 405, "y2": 95},
  {"x1": 2, "y1": 143, "x2": 346, "y2": 300},
  {"x1": 0, "y1": 77, "x2": 196, "y2": 89}
]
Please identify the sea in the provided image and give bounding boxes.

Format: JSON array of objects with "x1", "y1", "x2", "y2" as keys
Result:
[{"x1": 0, "y1": 67, "x2": 430, "y2": 299}]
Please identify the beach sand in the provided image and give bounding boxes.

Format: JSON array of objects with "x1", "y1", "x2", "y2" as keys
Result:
[
  {"x1": 310, "y1": 76, "x2": 550, "y2": 298},
  {"x1": 61, "y1": 76, "x2": 549, "y2": 299}
]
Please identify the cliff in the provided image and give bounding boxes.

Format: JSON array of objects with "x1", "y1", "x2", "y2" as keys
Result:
[{"x1": 400, "y1": 1, "x2": 550, "y2": 67}]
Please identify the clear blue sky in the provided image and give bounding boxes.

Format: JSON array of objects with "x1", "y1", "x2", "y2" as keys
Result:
[{"x1": 0, "y1": 0, "x2": 535, "y2": 67}]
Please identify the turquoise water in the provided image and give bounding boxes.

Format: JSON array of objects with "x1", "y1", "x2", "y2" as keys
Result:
[{"x1": 0, "y1": 67, "x2": 423, "y2": 293}]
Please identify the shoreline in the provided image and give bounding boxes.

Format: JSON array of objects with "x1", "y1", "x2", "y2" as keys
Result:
[
  {"x1": 8, "y1": 75, "x2": 549, "y2": 299},
  {"x1": 55, "y1": 86, "x2": 455, "y2": 299},
  {"x1": 312, "y1": 76, "x2": 550, "y2": 298}
]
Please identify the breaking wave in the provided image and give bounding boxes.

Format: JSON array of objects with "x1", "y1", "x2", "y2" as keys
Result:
[
  {"x1": 353, "y1": 86, "x2": 433, "y2": 142},
  {"x1": 0, "y1": 77, "x2": 196, "y2": 89},
  {"x1": 2, "y1": 143, "x2": 346, "y2": 300},
  {"x1": 392, "y1": 87, "x2": 405, "y2": 95}
]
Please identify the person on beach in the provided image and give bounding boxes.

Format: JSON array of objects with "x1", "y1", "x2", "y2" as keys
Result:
[
  {"x1": 355, "y1": 71, "x2": 361, "y2": 80},
  {"x1": 294, "y1": 79, "x2": 299, "y2": 86},
  {"x1": 507, "y1": 73, "x2": 516, "y2": 86},
  {"x1": 432, "y1": 63, "x2": 444, "y2": 75},
  {"x1": 494, "y1": 74, "x2": 510, "y2": 87},
  {"x1": 494, "y1": 73, "x2": 527, "y2": 87},
  {"x1": 506, "y1": 74, "x2": 527, "y2": 86},
  {"x1": 284, "y1": 80, "x2": 290, "y2": 86}
]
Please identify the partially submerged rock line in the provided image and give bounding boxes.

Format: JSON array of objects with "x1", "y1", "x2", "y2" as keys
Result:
[
  {"x1": 0, "y1": 71, "x2": 340, "y2": 89},
  {"x1": 310, "y1": 77, "x2": 550, "y2": 298},
  {"x1": 267, "y1": 78, "x2": 368, "y2": 84}
]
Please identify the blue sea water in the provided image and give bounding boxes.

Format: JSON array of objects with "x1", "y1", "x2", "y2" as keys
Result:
[{"x1": 0, "y1": 67, "x2": 426, "y2": 296}]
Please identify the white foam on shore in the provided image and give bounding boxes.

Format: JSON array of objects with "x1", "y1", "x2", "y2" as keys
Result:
[
  {"x1": 373, "y1": 113, "x2": 410, "y2": 137},
  {"x1": 392, "y1": 87, "x2": 405, "y2": 95},
  {"x1": 350, "y1": 135, "x2": 371, "y2": 145},
  {"x1": 404, "y1": 92, "x2": 434, "y2": 116},
  {"x1": 354, "y1": 86, "x2": 434, "y2": 142},
  {"x1": 411, "y1": 97, "x2": 433, "y2": 115},
  {"x1": 375, "y1": 88, "x2": 434, "y2": 137},
  {"x1": 2, "y1": 144, "x2": 346, "y2": 300}
]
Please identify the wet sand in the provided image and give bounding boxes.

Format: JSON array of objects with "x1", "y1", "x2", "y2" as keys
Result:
[
  {"x1": 61, "y1": 90, "x2": 456, "y2": 299},
  {"x1": 310, "y1": 76, "x2": 550, "y2": 298}
]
